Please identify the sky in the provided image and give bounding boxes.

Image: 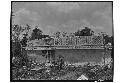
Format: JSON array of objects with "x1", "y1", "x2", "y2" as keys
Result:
[{"x1": 12, "y1": 2, "x2": 113, "y2": 36}]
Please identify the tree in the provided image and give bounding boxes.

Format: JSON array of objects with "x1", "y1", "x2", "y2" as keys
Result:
[
  {"x1": 101, "y1": 33, "x2": 113, "y2": 45},
  {"x1": 75, "y1": 26, "x2": 94, "y2": 36},
  {"x1": 20, "y1": 24, "x2": 31, "y2": 47},
  {"x1": 20, "y1": 34, "x2": 28, "y2": 47},
  {"x1": 101, "y1": 32, "x2": 113, "y2": 60},
  {"x1": 11, "y1": 24, "x2": 31, "y2": 69},
  {"x1": 30, "y1": 26, "x2": 43, "y2": 40},
  {"x1": 12, "y1": 24, "x2": 23, "y2": 57},
  {"x1": 12, "y1": 25, "x2": 23, "y2": 41},
  {"x1": 25, "y1": 24, "x2": 31, "y2": 35}
]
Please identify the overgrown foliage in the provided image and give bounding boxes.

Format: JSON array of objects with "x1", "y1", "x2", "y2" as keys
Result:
[
  {"x1": 11, "y1": 24, "x2": 113, "y2": 81},
  {"x1": 75, "y1": 27, "x2": 94, "y2": 36},
  {"x1": 12, "y1": 60, "x2": 113, "y2": 81}
]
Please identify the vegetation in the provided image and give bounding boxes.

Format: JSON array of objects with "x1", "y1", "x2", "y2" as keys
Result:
[
  {"x1": 75, "y1": 27, "x2": 94, "y2": 36},
  {"x1": 12, "y1": 60, "x2": 113, "y2": 81},
  {"x1": 11, "y1": 24, "x2": 113, "y2": 81}
]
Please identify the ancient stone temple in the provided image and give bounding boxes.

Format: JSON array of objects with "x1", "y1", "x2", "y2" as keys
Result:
[{"x1": 25, "y1": 35, "x2": 112, "y2": 64}]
